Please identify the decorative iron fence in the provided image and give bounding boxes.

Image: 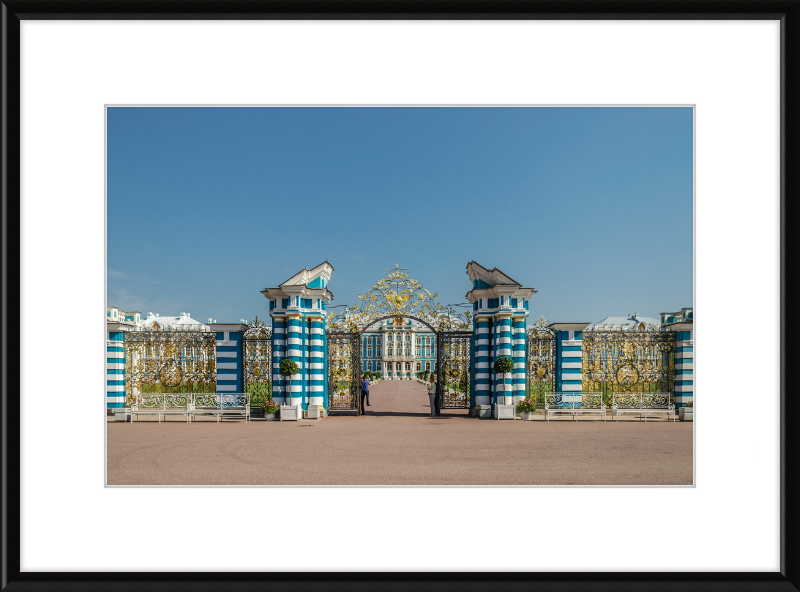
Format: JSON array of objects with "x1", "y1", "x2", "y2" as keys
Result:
[
  {"x1": 582, "y1": 330, "x2": 676, "y2": 407},
  {"x1": 242, "y1": 321, "x2": 273, "y2": 412},
  {"x1": 124, "y1": 329, "x2": 217, "y2": 402},
  {"x1": 437, "y1": 331, "x2": 471, "y2": 408},
  {"x1": 327, "y1": 331, "x2": 361, "y2": 412},
  {"x1": 526, "y1": 317, "x2": 556, "y2": 408}
]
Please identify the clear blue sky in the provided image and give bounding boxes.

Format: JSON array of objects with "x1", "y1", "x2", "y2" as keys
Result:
[{"x1": 107, "y1": 107, "x2": 693, "y2": 325}]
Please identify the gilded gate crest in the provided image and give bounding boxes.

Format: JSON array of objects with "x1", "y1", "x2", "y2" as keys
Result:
[{"x1": 326, "y1": 264, "x2": 471, "y2": 331}]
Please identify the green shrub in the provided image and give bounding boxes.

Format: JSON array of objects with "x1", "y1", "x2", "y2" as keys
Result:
[
  {"x1": 279, "y1": 358, "x2": 299, "y2": 377},
  {"x1": 493, "y1": 356, "x2": 514, "y2": 374}
]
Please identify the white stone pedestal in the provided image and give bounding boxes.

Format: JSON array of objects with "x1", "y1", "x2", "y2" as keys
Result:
[
  {"x1": 304, "y1": 405, "x2": 323, "y2": 419},
  {"x1": 493, "y1": 404, "x2": 516, "y2": 420},
  {"x1": 280, "y1": 405, "x2": 301, "y2": 421},
  {"x1": 476, "y1": 405, "x2": 492, "y2": 419}
]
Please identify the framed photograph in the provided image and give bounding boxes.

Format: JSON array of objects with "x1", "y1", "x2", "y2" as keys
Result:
[{"x1": 3, "y1": 1, "x2": 796, "y2": 590}]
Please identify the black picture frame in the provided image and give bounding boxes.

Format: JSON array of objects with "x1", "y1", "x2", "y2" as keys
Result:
[{"x1": 1, "y1": 2, "x2": 796, "y2": 591}]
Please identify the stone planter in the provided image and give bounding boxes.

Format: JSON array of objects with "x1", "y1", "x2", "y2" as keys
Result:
[
  {"x1": 304, "y1": 405, "x2": 322, "y2": 420},
  {"x1": 520, "y1": 412, "x2": 532, "y2": 421},
  {"x1": 475, "y1": 405, "x2": 492, "y2": 419},
  {"x1": 494, "y1": 404, "x2": 516, "y2": 420},
  {"x1": 114, "y1": 409, "x2": 131, "y2": 422},
  {"x1": 679, "y1": 407, "x2": 694, "y2": 422},
  {"x1": 279, "y1": 405, "x2": 301, "y2": 421},
  {"x1": 264, "y1": 413, "x2": 276, "y2": 421}
]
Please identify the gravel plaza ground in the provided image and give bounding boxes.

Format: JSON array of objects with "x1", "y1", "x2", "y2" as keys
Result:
[{"x1": 107, "y1": 380, "x2": 694, "y2": 486}]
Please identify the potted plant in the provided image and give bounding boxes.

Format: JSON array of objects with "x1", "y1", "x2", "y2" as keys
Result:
[
  {"x1": 261, "y1": 397, "x2": 280, "y2": 421},
  {"x1": 679, "y1": 400, "x2": 694, "y2": 422},
  {"x1": 493, "y1": 356, "x2": 516, "y2": 419},
  {"x1": 516, "y1": 398, "x2": 535, "y2": 420},
  {"x1": 279, "y1": 358, "x2": 300, "y2": 421}
]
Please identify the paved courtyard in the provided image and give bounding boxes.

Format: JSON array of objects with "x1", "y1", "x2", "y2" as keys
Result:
[{"x1": 107, "y1": 380, "x2": 693, "y2": 486}]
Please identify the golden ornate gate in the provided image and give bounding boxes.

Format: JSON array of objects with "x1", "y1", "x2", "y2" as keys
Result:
[
  {"x1": 437, "y1": 331, "x2": 471, "y2": 408},
  {"x1": 124, "y1": 329, "x2": 216, "y2": 402},
  {"x1": 242, "y1": 318, "x2": 273, "y2": 412},
  {"x1": 581, "y1": 330, "x2": 676, "y2": 404},
  {"x1": 325, "y1": 264, "x2": 473, "y2": 412},
  {"x1": 327, "y1": 331, "x2": 361, "y2": 412},
  {"x1": 526, "y1": 316, "x2": 556, "y2": 406}
]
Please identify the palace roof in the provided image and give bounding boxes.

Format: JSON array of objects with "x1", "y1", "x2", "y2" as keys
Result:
[{"x1": 585, "y1": 313, "x2": 661, "y2": 331}]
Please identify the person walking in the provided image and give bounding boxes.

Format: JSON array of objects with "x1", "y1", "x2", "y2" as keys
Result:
[
  {"x1": 427, "y1": 376, "x2": 437, "y2": 417},
  {"x1": 361, "y1": 375, "x2": 370, "y2": 414}
]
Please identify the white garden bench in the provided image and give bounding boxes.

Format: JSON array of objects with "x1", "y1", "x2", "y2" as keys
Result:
[
  {"x1": 611, "y1": 392, "x2": 675, "y2": 422},
  {"x1": 129, "y1": 393, "x2": 192, "y2": 422},
  {"x1": 189, "y1": 393, "x2": 250, "y2": 422},
  {"x1": 544, "y1": 392, "x2": 606, "y2": 421},
  {"x1": 130, "y1": 393, "x2": 250, "y2": 422}
]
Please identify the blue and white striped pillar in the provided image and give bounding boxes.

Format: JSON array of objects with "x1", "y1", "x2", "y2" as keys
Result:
[
  {"x1": 209, "y1": 324, "x2": 246, "y2": 393},
  {"x1": 472, "y1": 315, "x2": 492, "y2": 407},
  {"x1": 106, "y1": 330, "x2": 126, "y2": 408},
  {"x1": 465, "y1": 261, "x2": 536, "y2": 414},
  {"x1": 286, "y1": 312, "x2": 304, "y2": 406},
  {"x1": 511, "y1": 313, "x2": 527, "y2": 403},
  {"x1": 493, "y1": 311, "x2": 513, "y2": 405},
  {"x1": 670, "y1": 326, "x2": 694, "y2": 407},
  {"x1": 307, "y1": 313, "x2": 326, "y2": 410},
  {"x1": 551, "y1": 324, "x2": 588, "y2": 392},
  {"x1": 262, "y1": 262, "x2": 335, "y2": 410},
  {"x1": 271, "y1": 315, "x2": 288, "y2": 405}
]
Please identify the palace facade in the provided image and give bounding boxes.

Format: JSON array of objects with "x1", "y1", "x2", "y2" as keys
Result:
[{"x1": 361, "y1": 318, "x2": 437, "y2": 379}]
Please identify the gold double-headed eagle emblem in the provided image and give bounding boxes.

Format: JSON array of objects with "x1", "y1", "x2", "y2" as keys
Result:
[{"x1": 386, "y1": 290, "x2": 411, "y2": 309}]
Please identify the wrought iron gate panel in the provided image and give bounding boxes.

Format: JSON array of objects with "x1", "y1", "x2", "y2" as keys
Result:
[
  {"x1": 526, "y1": 317, "x2": 556, "y2": 406},
  {"x1": 581, "y1": 330, "x2": 676, "y2": 404},
  {"x1": 242, "y1": 320, "x2": 273, "y2": 410},
  {"x1": 436, "y1": 331, "x2": 472, "y2": 408},
  {"x1": 124, "y1": 329, "x2": 216, "y2": 402},
  {"x1": 327, "y1": 331, "x2": 361, "y2": 412}
]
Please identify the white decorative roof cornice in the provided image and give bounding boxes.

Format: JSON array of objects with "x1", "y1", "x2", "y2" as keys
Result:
[
  {"x1": 465, "y1": 286, "x2": 536, "y2": 303},
  {"x1": 550, "y1": 322, "x2": 591, "y2": 331},
  {"x1": 207, "y1": 323, "x2": 249, "y2": 331},
  {"x1": 465, "y1": 260, "x2": 520, "y2": 286},
  {"x1": 279, "y1": 261, "x2": 334, "y2": 288},
  {"x1": 262, "y1": 261, "x2": 335, "y2": 302},
  {"x1": 464, "y1": 261, "x2": 535, "y2": 303}
]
